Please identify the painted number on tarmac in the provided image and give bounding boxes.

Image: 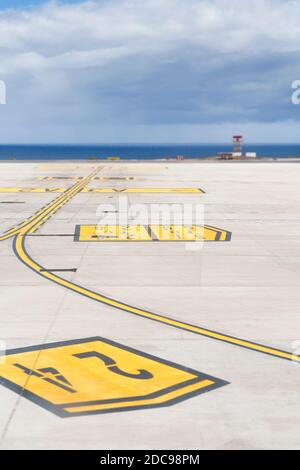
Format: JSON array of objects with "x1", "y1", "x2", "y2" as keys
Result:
[{"x1": 0, "y1": 337, "x2": 228, "y2": 417}]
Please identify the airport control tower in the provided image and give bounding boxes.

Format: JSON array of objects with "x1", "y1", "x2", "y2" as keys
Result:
[{"x1": 232, "y1": 135, "x2": 243, "y2": 157}]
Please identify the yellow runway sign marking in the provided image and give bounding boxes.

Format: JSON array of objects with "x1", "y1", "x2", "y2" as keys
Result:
[
  {"x1": 75, "y1": 224, "x2": 231, "y2": 242},
  {"x1": 0, "y1": 168, "x2": 299, "y2": 366},
  {"x1": 0, "y1": 337, "x2": 228, "y2": 417}
]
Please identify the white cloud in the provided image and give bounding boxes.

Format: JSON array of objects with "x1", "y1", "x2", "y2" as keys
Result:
[{"x1": 0, "y1": 0, "x2": 299, "y2": 142}]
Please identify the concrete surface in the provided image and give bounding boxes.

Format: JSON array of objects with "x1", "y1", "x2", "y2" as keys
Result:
[{"x1": 0, "y1": 160, "x2": 299, "y2": 449}]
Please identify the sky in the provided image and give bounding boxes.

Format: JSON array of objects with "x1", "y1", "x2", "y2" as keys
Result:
[{"x1": 0, "y1": 0, "x2": 299, "y2": 143}]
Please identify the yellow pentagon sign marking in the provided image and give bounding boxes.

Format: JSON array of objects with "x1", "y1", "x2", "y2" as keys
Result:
[
  {"x1": 0, "y1": 338, "x2": 228, "y2": 417},
  {"x1": 75, "y1": 224, "x2": 232, "y2": 242}
]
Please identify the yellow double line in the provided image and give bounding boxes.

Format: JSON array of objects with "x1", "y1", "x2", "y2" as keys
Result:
[{"x1": 0, "y1": 170, "x2": 98, "y2": 241}]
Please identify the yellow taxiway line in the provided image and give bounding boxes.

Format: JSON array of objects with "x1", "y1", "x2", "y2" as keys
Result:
[{"x1": 0, "y1": 170, "x2": 99, "y2": 241}]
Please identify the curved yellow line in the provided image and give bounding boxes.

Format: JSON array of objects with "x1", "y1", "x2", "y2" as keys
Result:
[
  {"x1": 6, "y1": 166, "x2": 300, "y2": 364},
  {"x1": 14, "y1": 238, "x2": 300, "y2": 364}
]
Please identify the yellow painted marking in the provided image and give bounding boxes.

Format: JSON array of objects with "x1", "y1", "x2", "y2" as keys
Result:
[
  {"x1": 0, "y1": 338, "x2": 223, "y2": 416},
  {"x1": 0, "y1": 188, "x2": 67, "y2": 193},
  {"x1": 81, "y1": 188, "x2": 205, "y2": 193},
  {"x1": 0, "y1": 170, "x2": 99, "y2": 241},
  {"x1": 150, "y1": 225, "x2": 225, "y2": 242},
  {"x1": 39, "y1": 177, "x2": 83, "y2": 181},
  {"x1": 64, "y1": 380, "x2": 213, "y2": 414},
  {"x1": 40, "y1": 177, "x2": 136, "y2": 181},
  {"x1": 76, "y1": 224, "x2": 231, "y2": 242},
  {"x1": 99, "y1": 177, "x2": 136, "y2": 181},
  {"x1": 79, "y1": 225, "x2": 152, "y2": 241},
  {"x1": 1, "y1": 168, "x2": 298, "y2": 365},
  {"x1": 84, "y1": 188, "x2": 205, "y2": 193},
  {"x1": 122, "y1": 188, "x2": 203, "y2": 193},
  {"x1": 0, "y1": 187, "x2": 204, "y2": 194}
]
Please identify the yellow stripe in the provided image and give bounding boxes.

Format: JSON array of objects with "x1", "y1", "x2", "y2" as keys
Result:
[{"x1": 63, "y1": 380, "x2": 214, "y2": 413}]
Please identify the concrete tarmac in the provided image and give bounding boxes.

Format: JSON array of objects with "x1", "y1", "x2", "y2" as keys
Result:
[{"x1": 0, "y1": 160, "x2": 300, "y2": 450}]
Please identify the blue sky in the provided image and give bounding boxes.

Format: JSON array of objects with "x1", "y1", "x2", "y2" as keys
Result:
[{"x1": 0, "y1": 0, "x2": 299, "y2": 143}]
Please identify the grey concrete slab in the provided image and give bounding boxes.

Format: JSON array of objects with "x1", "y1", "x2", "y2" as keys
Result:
[{"x1": 0, "y1": 161, "x2": 300, "y2": 450}]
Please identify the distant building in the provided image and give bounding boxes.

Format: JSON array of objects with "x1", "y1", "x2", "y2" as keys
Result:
[{"x1": 218, "y1": 136, "x2": 257, "y2": 160}]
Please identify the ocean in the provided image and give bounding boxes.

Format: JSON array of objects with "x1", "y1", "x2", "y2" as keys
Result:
[{"x1": 0, "y1": 144, "x2": 299, "y2": 160}]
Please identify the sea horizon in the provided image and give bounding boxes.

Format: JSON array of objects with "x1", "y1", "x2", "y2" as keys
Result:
[{"x1": 0, "y1": 143, "x2": 300, "y2": 160}]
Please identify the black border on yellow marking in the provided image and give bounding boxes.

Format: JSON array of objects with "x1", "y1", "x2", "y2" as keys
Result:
[
  {"x1": 74, "y1": 224, "x2": 81, "y2": 243},
  {"x1": 0, "y1": 337, "x2": 228, "y2": 418},
  {"x1": 205, "y1": 224, "x2": 232, "y2": 242},
  {"x1": 13, "y1": 235, "x2": 300, "y2": 365},
  {"x1": 73, "y1": 225, "x2": 232, "y2": 243},
  {"x1": 145, "y1": 225, "x2": 159, "y2": 241}
]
